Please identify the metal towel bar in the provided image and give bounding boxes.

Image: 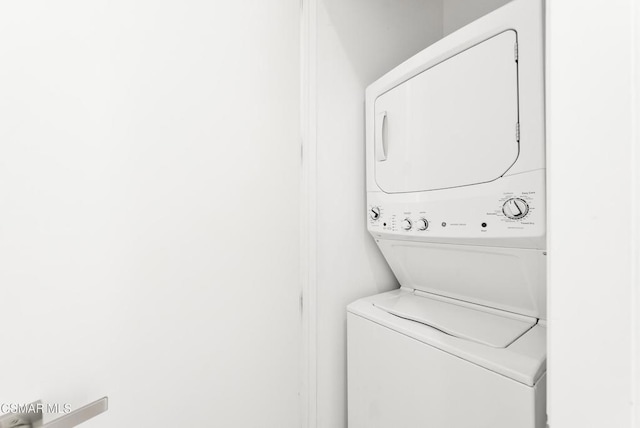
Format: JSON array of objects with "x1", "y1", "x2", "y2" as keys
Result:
[{"x1": 0, "y1": 397, "x2": 108, "y2": 428}]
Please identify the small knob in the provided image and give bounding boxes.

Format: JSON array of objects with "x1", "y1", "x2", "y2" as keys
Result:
[
  {"x1": 401, "y1": 218, "x2": 412, "y2": 230},
  {"x1": 369, "y1": 206, "x2": 381, "y2": 220},
  {"x1": 415, "y1": 218, "x2": 428, "y2": 231},
  {"x1": 502, "y1": 198, "x2": 529, "y2": 220}
]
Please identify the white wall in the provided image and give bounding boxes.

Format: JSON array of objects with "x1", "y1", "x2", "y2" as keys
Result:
[
  {"x1": 442, "y1": 0, "x2": 511, "y2": 35},
  {"x1": 547, "y1": 0, "x2": 639, "y2": 426},
  {"x1": 0, "y1": 2, "x2": 301, "y2": 427},
  {"x1": 635, "y1": 2, "x2": 640, "y2": 423},
  {"x1": 304, "y1": 1, "x2": 443, "y2": 427}
]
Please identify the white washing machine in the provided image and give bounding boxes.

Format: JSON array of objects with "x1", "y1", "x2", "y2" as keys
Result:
[{"x1": 347, "y1": 0, "x2": 546, "y2": 427}]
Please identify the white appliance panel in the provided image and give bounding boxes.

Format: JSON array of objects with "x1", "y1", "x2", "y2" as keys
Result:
[
  {"x1": 348, "y1": 310, "x2": 547, "y2": 428},
  {"x1": 376, "y1": 241, "x2": 547, "y2": 319},
  {"x1": 368, "y1": 169, "x2": 546, "y2": 250},
  {"x1": 374, "y1": 30, "x2": 519, "y2": 193},
  {"x1": 373, "y1": 291, "x2": 537, "y2": 348},
  {"x1": 349, "y1": 289, "x2": 547, "y2": 386}
]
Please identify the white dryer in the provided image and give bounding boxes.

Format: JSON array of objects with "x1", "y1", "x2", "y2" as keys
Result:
[{"x1": 347, "y1": 0, "x2": 546, "y2": 427}]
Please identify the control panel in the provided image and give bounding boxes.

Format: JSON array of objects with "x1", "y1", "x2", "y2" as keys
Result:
[{"x1": 366, "y1": 171, "x2": 546, "y2": 249}]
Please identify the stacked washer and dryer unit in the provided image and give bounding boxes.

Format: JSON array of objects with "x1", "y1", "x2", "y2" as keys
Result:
[{"x1": 347, "y1": 0, "x2": 546, "y2": 427}]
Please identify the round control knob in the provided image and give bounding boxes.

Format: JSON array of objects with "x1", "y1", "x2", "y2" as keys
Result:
[
  {"x1": 415, "y1": 218, "x2": 429, "y2": 231},
  {"x1": 401, "y1": 218, "x2": 412, "y2": 230},
  {"x1": 369, "y1": 206, "x2": 381, "y2": 220},
  {"x1": 502, "y1": 198, "x2": 529, "y2": 220}
]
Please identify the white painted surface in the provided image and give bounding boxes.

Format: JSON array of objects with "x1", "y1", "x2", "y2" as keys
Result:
[
  {"x1": 443, "y1": 0, "x2": 512, "y2": 35},
  {"x1": 300, "y1": 1, "x2": 318, "y2": 427},
  {"x1": 348, "y1": 305, "x2": 546, "y2": 428},
  {"x1": 547, "y1": 0, "x2": 638, "y2": 427},
  {"x1": 309, "y1": 1, "x2": 443, "y2": 427},
  {"x1": 634, "y1": 2, "x2": 640, "y2": 425},
  {"x1": 0, "y1": 2, "x2": 300, "y2": 427}
]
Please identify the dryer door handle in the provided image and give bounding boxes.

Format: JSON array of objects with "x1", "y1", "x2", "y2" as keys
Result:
[{"x1": 375, "y1": 111, "x2": 387, "y2": 162}]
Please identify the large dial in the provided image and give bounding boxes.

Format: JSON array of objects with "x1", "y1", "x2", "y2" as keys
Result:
[
  {"x1": 401, "y1": 218, "x2": 412, "y2": 230},
  {"x1": 502, "y1": 198, "x2": 529, "y2": 220}
]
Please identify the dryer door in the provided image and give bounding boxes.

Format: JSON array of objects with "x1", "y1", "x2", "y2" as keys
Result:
[{"x1": 374, "y1": 30, "x2": 519, "y2": 193}]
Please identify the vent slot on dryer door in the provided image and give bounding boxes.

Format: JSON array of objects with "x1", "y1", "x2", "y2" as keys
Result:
[{"x1": 374, "y1": 30, "x2": 519, "y2": 193}]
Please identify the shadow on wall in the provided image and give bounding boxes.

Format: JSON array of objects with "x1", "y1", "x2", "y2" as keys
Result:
[
  {"x1": 322, "y1": 0, "x2": 514, "y2": 85},
  {"x1": 443, "y1": 0, "x2": 513, "y2": 35},
  {"x1": 321, "y1": 0, "x2": 444, "y2": 86},
  {"x1": 316, "y1": 0, "x2": 446, "y2": 298}
]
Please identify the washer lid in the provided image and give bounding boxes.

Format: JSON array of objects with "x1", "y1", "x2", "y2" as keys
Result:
[{"x1": 374, "y1": 291, "x2": 537, "y2": 348}]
